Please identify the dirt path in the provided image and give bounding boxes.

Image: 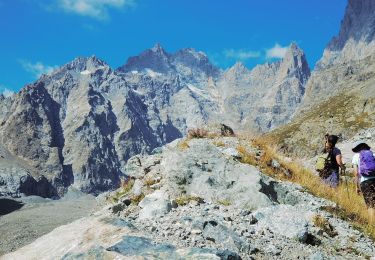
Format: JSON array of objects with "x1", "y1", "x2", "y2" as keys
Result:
[{"x1": 0, "y1": 194, "x2": 99, "y2": 255}]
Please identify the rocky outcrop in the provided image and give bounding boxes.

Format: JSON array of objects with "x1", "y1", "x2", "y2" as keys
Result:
[
  {"x1": 4, "y1": 136, "x2": 375, "y2": 259},
  {"x1": 126, "y1": 138, "x2": 274, "y2": 211}
]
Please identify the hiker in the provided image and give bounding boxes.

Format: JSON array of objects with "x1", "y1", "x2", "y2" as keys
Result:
[
  {"x1": 352, "y1": 141, "x2": 375, "y2": 224},
  {"x1": 319, "y1": 134, "x2": 345, "y2": 188}
]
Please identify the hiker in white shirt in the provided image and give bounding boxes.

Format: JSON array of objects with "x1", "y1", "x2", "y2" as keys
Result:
[{"x1": 352, "y1": 141, "x2": 375, "y2": 224}]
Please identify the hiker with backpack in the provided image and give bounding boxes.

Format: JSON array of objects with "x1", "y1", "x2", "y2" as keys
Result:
[
  {"x1": 352, "y1": 141, "x2": 375, "y2": 224},
  {"x1": 316, "y1": 134, "x2": 345, "y2": 188}
]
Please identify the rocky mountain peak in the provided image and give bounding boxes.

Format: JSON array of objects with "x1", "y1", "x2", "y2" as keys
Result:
[
  {"x1": 119, "y1": 43, "x2": 172, "y2": 74},
  {"x1": 226, "y1": 62, "x2": 248, "y2": 75},
  {"x1": 221, "y1": 62, "x2": 249, "y2": 84},
  {"x1": 53, "y1": 56, "x2": 109, "y2": 76},
  {"x1": 278, "y1": 43, "x2": 310, "y2": 85},
  {"x1": 284, "y1": 43, "x2": 303, "y2": 58},
  {"x1": 150, "y1": 42, "x2": 169, "y2": 57},
  {"x1": 118, "y1": 45, "x2": 219, "y2": 79},
  {"x1": 172, "y1": 48, "x2": 220, "y2": 78},
  {"x1": 328, "y1": 0, "x2": 375, "y2": 51},
  {"x1": 173, "y1": 48, "x2": 208, "y2": 62},
  {"x1": 317, "y1": 0, "x2": 375, "y2": 68}
]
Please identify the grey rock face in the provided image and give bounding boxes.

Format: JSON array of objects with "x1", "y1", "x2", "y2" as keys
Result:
[
  {"x1": 0, "y1": 167, "x2": 55, "y2": 198},
  {"x1": 305, "y1": 0, "x2": 375, "y2": 104},
  {"x1": 329, "y1": 0, "x2": 375, "y2": 50},
  {"x1": 216, "y1": 43, "x2": 310, "y2": 131},
  {"x1": 286, "y1": 0, "x2": 375, "y2": 146},
  {"x1": 318, "y1": 0, "x2": 375, "y2": 68}
]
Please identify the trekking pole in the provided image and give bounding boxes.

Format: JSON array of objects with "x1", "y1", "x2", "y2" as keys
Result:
[{"x1": 342, "y1": 167, "x2": 350, "y2": 200}]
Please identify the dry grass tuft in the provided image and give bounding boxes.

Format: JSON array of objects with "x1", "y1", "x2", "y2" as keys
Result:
[
  {"x1": 237, "y1": 142, "x2": 291, "y2": 179},
  {"x1": 111, "y1": 178, "x2": 135, "y2": 203},
  {"x1": 131, "y1": 193, "x2": 145, "y2": 205},
  {"x1": 144, "y1": 177, "x2": 159, "y2": 187},
  {"x1": 217, "y1": 199, "x2": 232, "y2": 206},
  {"x1": 312, "y1": 214, "x2": 337, "y2": 237},
  {"x1": 238, "y1": 136, "x2": 375, "y2": 241},
  {"x1": 178, "y1": 139, "x2": 190, "y2": 150},
  {"x1": 213, "y1": 140, "x2": 226, "y2": 147}
]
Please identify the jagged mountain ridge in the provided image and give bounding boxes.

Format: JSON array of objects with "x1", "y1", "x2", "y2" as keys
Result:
[
  {"x1": 0, "y1": 43, "x2": 310, "y2": 196},
  {"x1": 319, "y1": 0, "x2": 375, "y2": 67},
  {"x1": 268, "y1": 0, "x2": 375, "y2": 157},
  {"x1": 301, "y1": 0, "x2": 375, "y2": 110}
]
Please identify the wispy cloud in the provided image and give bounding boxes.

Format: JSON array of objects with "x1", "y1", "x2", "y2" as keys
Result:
[
  {"x1": 20, "y1": 60, "x2": 58, "y2": 79},
  {"x1": 55, "y1": 0, "x2": 135, "y2": 20},
  {"x1": 0, "y1": 85, "x2": 15, "y2": 98},
  {"x1": 266, "y1": 43, "x2": 288, "y2": 59},
  {"x1": 223, "y1": 49, "x2": 261, "y2": 61}
]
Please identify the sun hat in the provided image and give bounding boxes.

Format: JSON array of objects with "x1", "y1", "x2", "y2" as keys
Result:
[{"x1": 352, "y1": 140, "x2": 371, "y2": 153}]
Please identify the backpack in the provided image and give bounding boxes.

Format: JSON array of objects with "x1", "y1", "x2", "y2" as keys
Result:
[
  {"x1": 315, "y1": 154, "x2": 328, "y2": 171},
  {"x1": 316, "y1": 152, "x2": 335, "y2": 179},
  {"x1": 359, "y1": 150, "x2": 375, "y2": 177}
]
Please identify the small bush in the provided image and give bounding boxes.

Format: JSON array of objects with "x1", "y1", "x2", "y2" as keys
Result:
[
  {"x1": 217, "y1": 199, "x2": 231, "y2": 206},
  {"x1": 187, "y1": 128, "x2": 209, "y2": 139},
  {"x1": 175, "y1": 195, "x2": 204, "y2": 206}
]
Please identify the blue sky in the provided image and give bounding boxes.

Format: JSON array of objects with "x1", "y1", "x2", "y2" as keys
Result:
[{"x1": 0, "y1": 0, "x2": 347, "y2": 94}]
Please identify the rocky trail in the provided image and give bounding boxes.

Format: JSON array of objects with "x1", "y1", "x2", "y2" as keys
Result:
[
  {"x1": 0, "y1": 190, "x2": 99, "y2": 256},
  {"x1": 3, "y1": 136, "x2": 375, "y2": 259}
]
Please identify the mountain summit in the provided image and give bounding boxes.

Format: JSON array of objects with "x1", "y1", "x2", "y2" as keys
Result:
[
  {"x1": 329, "y1": 0, "x2": 375, "y2": 50},
  {"x1": 318, "y1": 0, "x2": 375, "y2": 67},
  {"x1": 118, "y1": 44, "x2": 220, "y2": 83}
]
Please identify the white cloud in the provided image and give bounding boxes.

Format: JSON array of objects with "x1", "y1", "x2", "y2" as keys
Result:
[
  {"x1": 56, "y1": 0, "x2": 135, "y2": 20},
  {"x1": 20, "y1": 60, "x2": 58, "y2": 79},
  {"x1": 0, "y1": 85, "x2": 15, "y2": 98},
  {"x1": 266, "y1": 43, "x2": 288, "y2": 59},
  {"x1": 223, "y1": 49, "x2": 261, "y2": 60}
]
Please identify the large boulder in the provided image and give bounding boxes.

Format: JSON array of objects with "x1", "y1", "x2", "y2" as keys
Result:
[
  {"x1": 254, "y1": 204, "x2": 311, "y2": 243},
  {"x1": 138, "y1": 190, "x2": 172, "y2": 220},
  {"x1": 162, "y1": 138, "x2": 273, "y2": 210}
]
